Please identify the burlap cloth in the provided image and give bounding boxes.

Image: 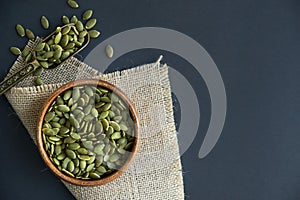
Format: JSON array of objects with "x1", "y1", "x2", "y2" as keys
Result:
[{"x1": 4, "y1": 40, "x2": 184, "y2": 200}]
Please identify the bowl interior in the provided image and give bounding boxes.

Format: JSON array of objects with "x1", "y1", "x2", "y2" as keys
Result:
[{"x1": 37, "y1": 79, "x2": 139, "y2": 186}]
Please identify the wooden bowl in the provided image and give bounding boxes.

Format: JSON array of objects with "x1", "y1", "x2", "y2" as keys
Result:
[{"x1": 36, "y1": 79, "x2": 139, "y2": 186}]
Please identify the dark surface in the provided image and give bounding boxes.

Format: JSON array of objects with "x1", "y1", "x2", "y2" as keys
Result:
[{"x1": 1, "y1": 0, "x2": 300, "y2": 199}]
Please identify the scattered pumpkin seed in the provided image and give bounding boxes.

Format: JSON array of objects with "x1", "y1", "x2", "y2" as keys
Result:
[
  {"x1": 41, "y1": 16, "x2": 50, "y2": 29},
  {"x1": 16, "y1": 24, "x2": 25, "y2": 37},
  {"x1": 10, "y1": 47, "x2": 21, "y2": 55},
  {"x1": 105, "y1": 45, "x2": 114, "y2": 58},
  {"x1": 25, "y1": 29, "x2": 35, "y2": 40},
  {"x1": 67, "y1": 0, "x2": 79, "y2": 9}
]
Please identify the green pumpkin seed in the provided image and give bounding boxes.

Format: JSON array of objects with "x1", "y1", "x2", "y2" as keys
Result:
[
  {"x1": 16, "y1": 24, "x2": 25, "y2": 37},
  {"x1": 99, "y1": 111, "x2": 109, "y2": 119},
  {"x1": 61, "y1": 51, "x2": 70, "y2": 60},
  {"x1": 25, "y1": 29, "x2": 35, "y2": 40},
  {"x1": 62, "y1": 26, "x2": 71, "y2": 35},
  {"x1": 88, "y1": 30, "x2": 100, "y2": 38},
  {"x1": 111, "y1": 132, "x2": 121, "y2": 140},
  {"x1": 120, "y1": 124, "x2": 128, "y2": 131},
  {"x1": 96, "y1": 166, "x2": 106, "y2": 174},
  {"x1": 54, "y1": 32, "x2": 62, "y2": 44},
  {"x1": 105, "y1": 45, "x2": 114, "y2": 58},
  {"x1": 44, "y1": 112, "x2": 55, "y2": 122},
  {"x1": 70, "y1": 132, "x2": 81, "y2": 140},
  {"x1": 57, "y1": 105, "x2": 70, "y2": 112},
  {"x1": 109, "y1": 154, "x2": 120, "y2": 162},
  {"x1": 67, "y1": 0, "x2": 79, "y2": 8},
  {"x1": 79, "y1": 160, "x2": 86, "y2": 170},
  {"x1": 10, "y1": 47, "x2": 21, "y2": 55},
  {"x1": 89, "y1": 172, "x2": 100, "y2": 179},
  {"x1": 101, "y1": 119, "x2": 109, "y2": 131},
  {"x1": 82, "y1": 10, "x2": 93, "y2": 20},
  {"x1": 57, "y1": 153, "x2": 66, "y2": 160},
  {"x1": 78, "y1": 154, "x2": 90, "y2": 161},
  {"x1": 77, "y1": 148, "x2": 88, "y2": 155},
  {"x1": 62, "y1": 157, "x2": 71, "y2": 169},
  {"x1": 60, "y1": 35, "x2": 69, "y2": 47},
  {"x1": 63, "y1": 90, "x2": 72, "y2": 100},
  {"x1": 68, "y1": 143, "x2": 80, "y2": 150},
  {"x1": 21, "y1": 47, "x2": 30, "y2": 57},
  {"x1": 66, "y1": 149, "x2": 77, "y2": 159},
  {"x1": 53, "y1": 49, "x2": 62, "y2": 59},
  {"x1": 110, "y1": 121, "x2": 120, "y2": 131},
  {"x1": 94, "y1": 144, "x2": 105, "y2": 155},
  {"x1": 86, "y1": 163, "x2": 95, "y2": 172},
  {"x1": 67, "y1": 160, "x2": 75, "y2": 172},
  {"x1": 61, "y1": 15, "x2": 69, "y2": 24},
  {"x1": 75, "y1": 21, "x2": 84, "y2": 32},
  {"x1": 33, "y1": 67, "x2": 44, "y2": 76},
  {"x1": 40, "y1": 62, "x2": 49, "y2": 69},
  {"x1": 41, "y1": 16, "x2": 49, "y2": 29},
  {"x1": 70, "y1": 15, "x2": 78, "y2": 24},
  {"x1": 85, "y1": 18, "x2": 97, "y2": 29}
]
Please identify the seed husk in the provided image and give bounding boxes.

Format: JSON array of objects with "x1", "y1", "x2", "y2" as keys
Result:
[
  {"x1": 88, "y1": 30, "x2": 100, "y2": 38},
  {"x1": 105, "y1": 45, "x2": 114, "y2": 58},
  {"x1": 16, "y1": 24, "x2": 25, "y2": 37},
  {"x1": 10, "y1": 47, "x2": 21, "y2": 55},
  {"x1": 85, "y1": 18, "x2": 97, "y2": 29},
  {"x1": 25, "y1": 29, "x2": 35, "y2": 40},
  {"x1": 41, "y1": 16, "x2": 49, "y2": 29},
  {"x1": 67, "y1": 0, "x2": 79, "y2": 8},
  {"x1": 82, "y1": 10, "x2": 93, "y2": 20}
]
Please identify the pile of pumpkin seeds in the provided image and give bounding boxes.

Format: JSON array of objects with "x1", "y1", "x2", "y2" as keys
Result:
[
  {"x1": 10, "y1": 0, "x2": 100, "y2": 86},
  {"x1": 42, "y1": 85, "x2": 135, "y2": 180}
]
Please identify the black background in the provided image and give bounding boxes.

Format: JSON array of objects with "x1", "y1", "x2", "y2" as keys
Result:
[{"x1": 1, "y1": 0, "x2": 300, "y2": 199}]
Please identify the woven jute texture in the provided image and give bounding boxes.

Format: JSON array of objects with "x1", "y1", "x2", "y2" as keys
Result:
[{"x1": 4, "y1": 40, "x2": 184, "y2": 200}]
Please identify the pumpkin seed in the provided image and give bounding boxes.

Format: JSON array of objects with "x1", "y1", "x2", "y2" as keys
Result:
[
  {"x1": 88, "y1": 30, "x2": 100, "y2": 38},
  {"x1": 54, "y1": 32, "x2": 62, "y2": 44},
  {"x1": 89, "y1": 172, "x2": 100, "y2": 179},
  {"x1": 25, "y1": 29, "x2": 35, "y2": 40},
  {"x1": 70, "y1": 15, "x2": 78, "y2": 24},
  {"x1": 16, "y1": 24, "x2": 25, "y2": 37},
  {"x1": 85, "y1": 18, "x2": 97, "y2": 29},
  {"x1": 33, "y1": 67, "x2": 44, "y2": 76},
  {"x1": 66, "y1": 149, "x2": 77, "y2": 159},
  {"x1": 61, "y1": 16, "x2": 70, "y2": 24},
  {"x1": 67, "y1": 0, "x2": 79, "y2": 9},
  {"x1": 10, "y1": 47, "x2": 21, "y2": 55},
  {"x1": 82, "y1": 10, "x2": 93, "y2": 20},
  {"x1": 105, "y1": 45, "x2": 114, "y2": 58},
  {"x1": 57, "y1": 105, "x2": 70, "y2": 112},
  {"x1": 75, "y1": 21, "x2": 84, "y2": 32},
  {"x1": 41, "y1": 16, "x2": 49, "y2": 29}
]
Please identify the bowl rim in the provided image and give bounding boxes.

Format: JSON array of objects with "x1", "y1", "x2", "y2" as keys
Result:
[{"x1": 36, "y1": 79, "x2": 140, "y2": 186}]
